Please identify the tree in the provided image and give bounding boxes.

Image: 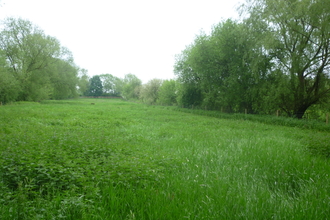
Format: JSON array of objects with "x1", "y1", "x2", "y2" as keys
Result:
[
  {"x1": 0, "y1": 50, "x2": 20, "y2": 104},
  {"x1": 121, "y1": 73, "x2": 142, "y2": 100},
  {"x1": 174, "y1": 45, "x2": 203, "y2": 108},
  {"x1": 48, "y1": 58, "x2": 78, "y2": 99},
  {"x1": 99, "y1": 74, "x2": 121, "y2": 96},
  {"x1": 244, "y1": 0, "x2": 330, "y2": 118},
  {"x1": 157, "y1": 79, "x2": 177, "y2": 105},
  {"x1": 0, "y1": 17, "x2": 77, "y2": 101},
  {"x1": 176, "y1": 82, "x2": 203, "y2": 108},
  {"x1": 140, "y1": 79, "x2": 163, "y2": 104},
  {"x1": 77, "y1": 69, "x2": 90, "y2": 96},
  {"x1": 88, "y1": 75, "x2": 103, "y2": 96},
  {"x1": 175, "y1": 19, "x2": 272, "y2": 112}
]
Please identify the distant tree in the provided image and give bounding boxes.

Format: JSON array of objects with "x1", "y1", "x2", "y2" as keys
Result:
[
  {"x1": 157, "y1": 79, "x2": 177, "y2": 105},
  {"x1": 77, "y1": 69, "x2": 90, "y2": 96},
  {"x1": 88, "y1": 75, "x2": 103, "y2": 96},
  {"x1": 99, "y1": 74, "x2": 121, "y2": 96},
  {"x1": 140, "y1": 79, "x2": 163, "y2": 104},
  {"x1": 121, "y1": 73, "x2": 142, "y2": 100}
]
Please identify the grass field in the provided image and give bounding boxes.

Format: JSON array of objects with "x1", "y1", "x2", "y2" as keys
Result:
[{"x1": 1, "y1": 98, "x2": 330, "y2": 219}]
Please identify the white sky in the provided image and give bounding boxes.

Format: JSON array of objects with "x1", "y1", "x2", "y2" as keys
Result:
[{"x1": 0, "y1": 0, "x2": 242, "y2": 83}]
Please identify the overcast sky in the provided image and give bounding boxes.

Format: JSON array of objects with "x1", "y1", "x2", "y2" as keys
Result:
[{"x1": 0, "y1": 0, "x2": 242, "y2": 83}]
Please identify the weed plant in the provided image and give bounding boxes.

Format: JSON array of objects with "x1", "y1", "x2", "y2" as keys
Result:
[{"x1": 0, "y1": 99, "x2": 330, "y2": 219}]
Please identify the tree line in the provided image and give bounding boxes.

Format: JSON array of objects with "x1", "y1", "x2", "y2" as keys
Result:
[
  {"x1": 77, "y1": 71, "x2": 176, "y2": 105},
  {"x1": 1, "y1": 0, "x2": 330, "y2": 120},
  {"x1": 173, "y1": 0, "x2": 330, "y2": 119},
  {"x1": 115, "y1": 0, "x2": 330, "y2": 119},
  {"x1": 0, "y1": 17, "x2": 177, "y2": 107}
]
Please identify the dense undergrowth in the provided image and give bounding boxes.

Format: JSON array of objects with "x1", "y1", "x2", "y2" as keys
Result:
[{"x1": 0, "y1": 99, "x2": 329, "y2": 219}]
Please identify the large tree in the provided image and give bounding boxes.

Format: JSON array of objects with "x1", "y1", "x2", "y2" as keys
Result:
[
  {"x1": 0, "y1": 17, "x2": 78, "y2": 101},
  {"x1": 175, "y1": 19, "x2": 272, "y2": 112},
  {"x1": 244, "y1": 0, "x2": 330, "y2": 118}
]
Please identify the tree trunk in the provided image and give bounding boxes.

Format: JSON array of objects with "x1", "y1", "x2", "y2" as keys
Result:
[{"x1": 293, "y1": 105, "x2": 309, "y2": 119}]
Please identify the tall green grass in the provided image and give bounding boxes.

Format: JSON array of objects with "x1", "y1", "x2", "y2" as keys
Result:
[{"x1": 1, "y1": 99, "x2": 329, "y2": 219}]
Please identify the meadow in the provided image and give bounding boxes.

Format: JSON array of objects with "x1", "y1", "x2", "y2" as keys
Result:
[{"x1": 0, "y1": 98, "x2": 330, "y2": 219}]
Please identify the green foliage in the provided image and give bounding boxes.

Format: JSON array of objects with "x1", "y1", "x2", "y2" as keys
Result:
[
  {"x1": 139, "y1": 78, "x2": 163, "y2": 104},
  {"x1": 0, "y1": 51, "x2": 20, "y2": 104},
  {"x1": 99, "y1": 73, "x2": 122, "y2": 96},
  {"x1": 1, "y1": 150, "x2": 82, "y2": 195},
  {"x1": 121, "y1": 73, "x2": 142, "y2": 100},
  {"x1": 88, "y1": 75, "x2": 103, "y2": 96},
  {"x1": 48, "y1": 59, "x2": 79, "y2": 99},
  {"x1": 157, "y1": 79, "x2": 177, "y2": 106},
  {"x1": 77, "y1": 69, "x2": 90, "y2": 96},
  {"x1": 0, "y1": 70, "x2": 20, "y2": 104},
  {"x1": 174, "y1": 19, "x2": 273, "y2": 113},
  {"x1": 244, "y1": 0, "x2": 330, "y2": 118},
  {"x1": 0, "y1": 17, "x2": 79, "y2": 102},
  {"x1": 176, "y1": 82, "x2": 203, "y2": 108},
  {"x1": 174, "y1": 0, "x2": 330, "y2": 118}
]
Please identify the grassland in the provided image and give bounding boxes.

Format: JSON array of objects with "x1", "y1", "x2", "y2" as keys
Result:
[{"x1": 0, "y1": 98, "x2": 330, "y2": 219}]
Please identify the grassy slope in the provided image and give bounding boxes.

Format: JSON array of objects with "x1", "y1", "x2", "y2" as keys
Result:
[{"x1": 0, "y1": 99, "x2": 329, "y2": 219}]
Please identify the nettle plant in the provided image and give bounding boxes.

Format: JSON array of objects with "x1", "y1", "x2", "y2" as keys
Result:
[{"x1": 0, "y1": 148, "x2": 83, "y2": 199}]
